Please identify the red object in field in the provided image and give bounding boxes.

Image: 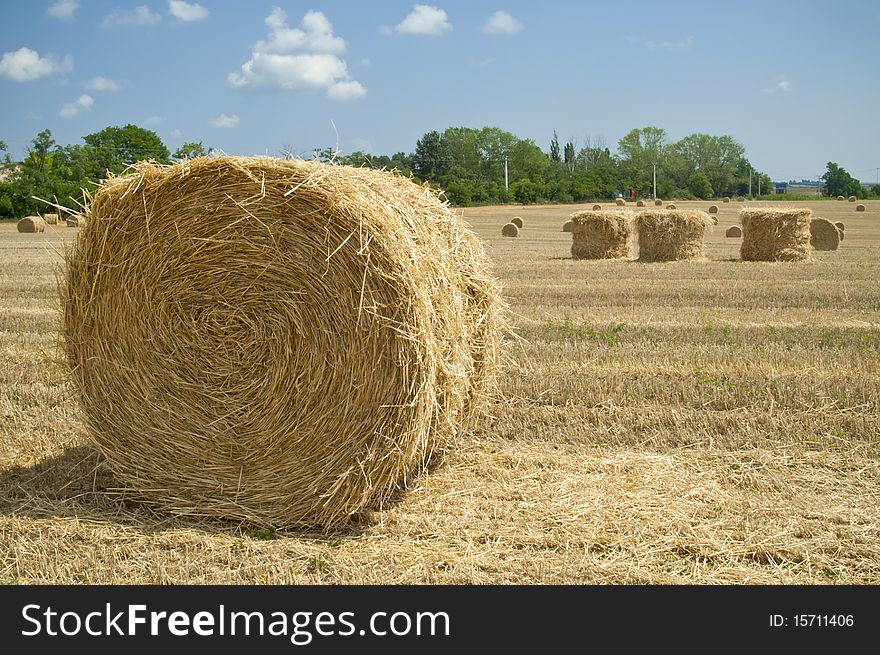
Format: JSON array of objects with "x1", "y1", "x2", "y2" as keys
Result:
[{"x1": 629, "y1": 188, "x2": 635, "y2": 199}]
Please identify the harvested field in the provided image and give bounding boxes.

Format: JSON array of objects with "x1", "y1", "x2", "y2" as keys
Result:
[{"x1": 1, "y1": 199, "x2": 879, "y2": 584}]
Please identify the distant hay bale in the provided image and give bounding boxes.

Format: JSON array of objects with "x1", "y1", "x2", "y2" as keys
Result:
[
  {"x1": 740, "y1": 207, "x2": 812, "y2": 262},
  {"x1": 43, "y1": 212, "x2": 59, "y2": 225},
  {"x1": 615, "y1": 198, "x2": 626, "y2": 206},
  {"x1": 17, "y1": 215, "x2": 46, "y2": 233},
  {"x1": 510, "y1": 216, "x2": 523, "y2": 228},
  {"x1": 708, "y1": 205, "x2": 718, "y2": 214},
  {"x1": 592, "y1": 204, "x2": 602, "y2": 210},
  {"x1": 736, "y1": 196, "x2": 746, "y2": 202},
  {"x1": 666, "y1": 203, "x2": 677, "y2": 210},
  {"x1": 569, "y1": 210, "x2": 632, "y2": 260},
  {"x1": 709, "y1": 215, "x2": 718, "y2": 225},
  {"x1": 848, "y1": 196, "x2": 856, "y2": 202},
  {"x1": 62, "y1": 155, "x2": 506, "y2": 528},
  {"x1": 855, "y1": 204, "x2": 865, "y2": 212},
  {"x1": 634, "y1": 210, "x2": 711, "y2": 262},
  {"x1": 722, "y1": 197, "x2": 731, "y2": 203},
  {"x1": 654, "y1": 199, "x2": 663, "y2": 206},
  {"x1": 501, "y1": 222, "x2": 519, "y2": 237},
  {"x1": 725, "y1": 225, "x2": 742, "y2": 237},
  {"x1": 837, "y1": 195, "x2": 845, "y2": 201},
  {"x1": 636, "y1": 200, "x2": 645, "y2": 207},
  {"x1": 810, "y1": 218, "x2": 840, "y2": 251},
  {"x1": 836, "y1": 226, "x2": 844, "y2": 241},
  {"x1": 562, "y1": 220, "x2": 573, "y2": 232}
]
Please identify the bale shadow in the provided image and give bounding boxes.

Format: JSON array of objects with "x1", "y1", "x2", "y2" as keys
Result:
[{"x1": 0, "y1": 445, "x2": 371, "y2": 543}]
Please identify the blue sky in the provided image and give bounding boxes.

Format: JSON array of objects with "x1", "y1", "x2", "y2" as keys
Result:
[{"x1": 1, "y1": 0, "x2": 878, "y2": 182}]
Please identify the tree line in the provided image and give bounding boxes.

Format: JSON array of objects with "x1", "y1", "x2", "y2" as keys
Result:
[{"x1": 0, "y1": 124, "x2": 873, "y2": 219}]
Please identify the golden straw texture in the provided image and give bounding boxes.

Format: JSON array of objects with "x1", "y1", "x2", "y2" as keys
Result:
[
  {"x1": 634, "y1": 210, "x2": 712, "y2": 262},
  {"x1": 17, "y1": 215, "x2": 45, "y2": 233},
  {"x1": 809, "y1": 218, "x2": 840, "y2": 251},
  {"x1": 740, "y1": 207, "x2": 812, "y2": 262},
  {"x1": 62, "y1": 156, "x2": 506, "y2": 528},
  {"x1": 569, "y1": 210, "x2": 632, "y2": 260}
]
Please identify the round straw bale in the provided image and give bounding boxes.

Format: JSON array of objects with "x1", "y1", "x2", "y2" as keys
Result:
[
  {"x1": 501, "y1": 222, "x2": 519, "y2": 237},
  {"x1": 510, "y1": 216, "x2": 523, "y2": 228},
  {"x1": 43, "y1": 212, "x2": 59, "y2": 225},
  {"x1": 836, "y1": 195, "x2": 845, "y2": 201},
  {"x1": 736, "y1": 196, "x2": 745, "y2": 202},
  {"x1": 708, "y1": 205, "x2": 718, "y2": 214},
  {"x1": 710, "y1": 215, "x2": 718, "y2": 225},
  {"x1": 654, "y1": 199, "x2": 663, "y2": 206},
  {"x1": 17, "y1": 215, "x2": 46, "y2": 233},
  {"x1": 615, "y1": 198, "x2": 626, "y2": 206},
  {"x1": 809, "y1": 218, "x2": 840, "y2": 251},
  {"x1": 666, "y1": 203, "x2": 677, "y2": 210},
  {"x1": 836, "y1": 226, "x2": 844, "y2": 241},
  {"x1": 592, "y1": 204, "x2": 602, "y2": 210},
  {"x1": 562, "y1": 220, "x2": 573, "y2": 232},
  {"x1": 569, "y1": 210, "x2": 632, "y2": 260},
  {"x1": 848, "y1": 196, "x2": 856, "y2": 202},
  {"x1": 634, "y1": 210, "x2": 711, "y2": 262},
  {"x1": 740, "y1": 207, "x2": 812, "y2": 262},
  {"x1": 725, "y1": 225, "x2": 742, "y2": 237},
  {"x1": 855, "y1": 204, "x2": 865, "y2": 212},
  {"x1": 636, "y1": 200, "x2": 645, "y2": 207},
  {"x1": 62, "y1": 156, "x2": 506, "y2": 528},
  {"x1": 722, "y1": 197, "x2": 731, "y2": 203}
]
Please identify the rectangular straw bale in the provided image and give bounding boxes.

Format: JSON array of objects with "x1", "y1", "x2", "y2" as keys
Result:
[
  {"x1": 633, "y1": 210, "x2": 711, "y2": 262},
  {"x1": 740, "y1": 207, "x2": 812, "y2": 262},
  {"x1": 569, "y1": 210, "x2": 632, "y2": 259}
]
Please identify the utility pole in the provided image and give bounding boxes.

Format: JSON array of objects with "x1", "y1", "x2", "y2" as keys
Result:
[
  {"x1": 652, "y1": 163, "x2": 656, "y2": 199},
  {"x1": 749, "y1": 168, "x2": 752, "y2": 197},
  {"x1": 758, "y1": 176, "x2": 761, "y2": 196},
  {"x1": 504, "y1": 157, "x2": 509, "y2": 196}
]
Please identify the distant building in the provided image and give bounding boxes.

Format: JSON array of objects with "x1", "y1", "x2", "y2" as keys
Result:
[{"x1": 774, "y1": 180, "x2": 822, "y2": 196}]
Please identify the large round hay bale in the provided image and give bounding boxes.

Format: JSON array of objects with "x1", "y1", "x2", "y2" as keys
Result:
[
  {"x1": 562, "y1": 220, "x2": 573, "y2": 232},
  {"x1": 654, "y1": 199, "x2": 663, "y2": 206},
  {"x1": 636, "y1": 200, "x2": 645, "y2": 207},
  {"x1": 510, "y1": 216, "x2": 523, "y2": 228},
  {"x1": 43, "y1": 212, "x2": 59, "y2": 225},
  {"x1": 848, "y1": 196, "x2": 856, "y2": 202},
  {"x1": 666, "y1": 203, "x2": 677, "y2": 210},
  {"x1": 634, "y1": 210, "x2": 711, "y2": 262},
  {"x1": 725, "y1": 225, "x2": 742, "y2": 237},
  {"x1": 615, "y1": 198, "x2": 626, "y2": 207},
  {"x1": 836, "y1": 195, "x2": 845, "y2": 201},
  {"x1": 740, "y1": 207, "x2": 812, "y2": 262},
  {"x1": 569, "y1": 210, "x2": 632, "y2": 260},
  {"x1": 592, "y1": 204, "x2": 602, "y2": 210},
  {"x1": 810, "y1": 218, "x2": 840, "y2": 251},
  {"x1": 708, "y1": 205, "x2": 718, "y2": 214},
  {"x1": 856, "y1": 204, "x2": 865, "y2": 212},
  {"x1": 501, "y1": 222, "x2": 519, "y2": 237},
  {"x1": 62, "y1": 156, "x2": 506, "y2": 528},
  {"x1": 17, "y1": 215, "x2": 46, "y2": 233}
]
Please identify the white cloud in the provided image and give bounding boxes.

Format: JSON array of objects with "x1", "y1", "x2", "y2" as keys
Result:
[
  {"x1": 47, "y1": 0, "x2": 79, "y2": 21},
  {"x1": 59, "y1": 93, "x2": 93, "y2": 119},
  {"x1": 101, "y1": 5, "x2": 161, "y2": 28},
  {"x1": 763, "y1": 79, "x2": 793, "y2": 94},
  {"x1": 229, "y1": 8, "x2": 365, "y2": 101},
  {"x1": 171, "y1": 128, "x2": 183, "y2": 138},
  {"x1": 144, "y1": 116, "x2": 162, "y2": 125},
  {"x1": 209, "y1": 113, "x2": 239, "y2": 128},
  {"x1": 86, "y1": 75, "x2": 119, "y2": 91},
  {"x1": 0, "y1": 47, "x2": 73, "y2": 81},
  {"x1": 482, "y1": 11, "x2": 522, "y2": 35},
  {"x1": 646, "y1": 36, "x2": 694, "y2": 49},
  {"x1": 394, "y1": 5, "x2": 452, "y2": 36},
  {"x1": 168, "y1": 0, "x2": 208, "y2": 22}
]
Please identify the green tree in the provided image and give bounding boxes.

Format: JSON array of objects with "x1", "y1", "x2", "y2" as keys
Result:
[
  {"x1": 26, "y1": 129, "x2": 56, "y2": 175},
  {"x1": 82, "y1": 124, "x2": 171, "y2": 176},
  {"x1": 549, "y1": 130, "x2": 560, "y2": 162},
  {"x1": 617, "y1": 127, "x2": 667, "y2": 197},
  {"x1": 688, "y1": 171, "x2": 714, "y2": 199},
  {"x1": 173, "y1": 141, "x2": 208, "y2": 160},
  {"x1": 821, "y1": 162, "x2": 861, "y2": 198},
  {"x1": 412, "y1": 130, "x2": 450, "y2": 182}
]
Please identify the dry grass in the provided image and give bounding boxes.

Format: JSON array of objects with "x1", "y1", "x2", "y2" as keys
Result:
[
  {"x1": 61, "y1": 156, "x2": 506, "y2": 529},
  {"x1": 1, "y1": 198, "x2": 879, "y2": 584}
]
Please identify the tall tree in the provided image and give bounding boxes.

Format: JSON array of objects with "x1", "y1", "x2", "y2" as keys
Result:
[
  {"x1": 83, "y1": 124, "x2": 170, "y2": 176},
  {"x1": 617, "y1": 126, "x2": 667, "y2": 196},
  {"x1": 563, "y1": 141, "x2": 575, "y2": 173},
  {"x1": 821, "y1": 162, "x2": 861, "y2": 198},
  {"x1": 27, "y1": 129, "x2": 56, "y2": 175},
  {"x1": 412, "y1": 130, "x2": 450, "y2": 182},
  {"x1": 549, "y1": 130, "x2": 560, "y2": 162},
  {"x1": 173, "y1": 141, "x2": 208, "y2": 160}
]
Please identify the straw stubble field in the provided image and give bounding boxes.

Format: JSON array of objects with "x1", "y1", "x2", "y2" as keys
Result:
[{"x1": 1, "y1": 199, "x2": 878, "y2": 584}]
